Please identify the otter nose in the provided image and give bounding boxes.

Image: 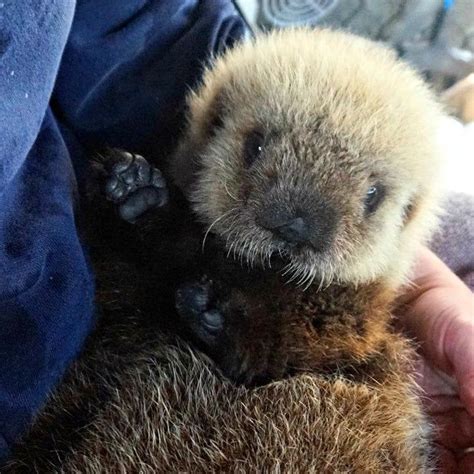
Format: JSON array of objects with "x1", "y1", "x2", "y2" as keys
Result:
[{"x1": 273, "y1": 217, "x2": 309, "y2": 244}]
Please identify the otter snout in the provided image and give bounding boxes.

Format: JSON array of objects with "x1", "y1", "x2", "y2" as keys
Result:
[
  {"x1": 257, "y1": 198, "x2": 338, "y2": 252},
  {"x1": 266, "y1": 217, "x2": 310, "y2": 245}
]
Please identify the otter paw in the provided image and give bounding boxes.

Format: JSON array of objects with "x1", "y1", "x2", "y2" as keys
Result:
[
  {"x1": 104, "y1": 151, "x2": 168, "y2": 223},
  {"x1": 175, "y1": 278, "x2": 225, "y2": 346}
]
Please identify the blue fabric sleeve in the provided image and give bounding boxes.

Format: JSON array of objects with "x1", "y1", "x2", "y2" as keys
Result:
[
  {"x1": 0, "y1": 0, "x2": 245, "y2": 463},
  {"x1": 54, "y1": 0, "x2": 246, "y2": 152},
  {"x1": 0, "y1": 110, "x2": 95, "y2": 460},
  {"x1": 0, "y1": 0, "x2": 95, "y2": 461},
  {"x1": 0, "y1": 0, "x2": 76, "y2": 188}
]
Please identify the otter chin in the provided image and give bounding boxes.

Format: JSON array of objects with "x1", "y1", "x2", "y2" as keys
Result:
[{"x1": 171, "y1": 27, "x2": 443, "y2": 289}]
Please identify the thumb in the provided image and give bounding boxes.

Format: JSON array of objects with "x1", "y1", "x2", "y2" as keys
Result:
[{"x1": 399, "y1": 247, "x2": 474, "y2": 415}]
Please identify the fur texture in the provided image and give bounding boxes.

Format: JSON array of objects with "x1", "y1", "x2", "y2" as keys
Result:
[
  {"x1": 6, "y1": 28, "x2": 443, "y2": 472},
  {"x1": 5, "y1": 239, "x2": 431, "y2": 472},
  {"x1": 3, "y1": 200, "x2": 431, "y2": 472}
]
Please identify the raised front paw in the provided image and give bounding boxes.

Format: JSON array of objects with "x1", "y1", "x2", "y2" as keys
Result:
[{"x1": 104, "y1": 151, "x2": 168, "y2": 223}]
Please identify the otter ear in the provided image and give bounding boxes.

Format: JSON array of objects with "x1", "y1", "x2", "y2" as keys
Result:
[
  {"x1": 402, "y1": 196, "x2": 419, "y2": 226},
  {"x1": 199, "y1": 88, "x2": 226, "y2": 138},
  {"x1": 171, "y1": 89, "x2": 226, "y2": 195},
  {"x1": 170, "y1": 135, "x2": 202, "y2": 196}
]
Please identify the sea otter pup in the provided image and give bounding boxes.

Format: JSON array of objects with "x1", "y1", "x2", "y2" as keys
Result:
[
  {"x1": 104, "y1": 26, "x2": 442, "y2": 461},
  {"x1": 171, "y1": 28, "x2": 441, "y2": 289},
  {"x1": 5, "y1": 28, "x2": 443, "y2": 472},
  {"x1": 168, "y1": 27, "x2": 443, "y2": 386},
  {"x1": 100, "y1": 28, "x2": 442, "y2": 383}
]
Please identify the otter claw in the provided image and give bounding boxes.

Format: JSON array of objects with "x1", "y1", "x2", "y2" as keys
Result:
[{"x1": 104, "y1": 151, "x2": 168, "y2": 223}]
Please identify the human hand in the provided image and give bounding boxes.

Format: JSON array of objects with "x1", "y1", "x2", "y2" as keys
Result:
[{"x1": 397, "y1": 246, "x2": 474, "y2": 473}]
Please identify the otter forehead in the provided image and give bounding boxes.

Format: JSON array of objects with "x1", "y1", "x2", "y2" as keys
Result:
[{"x1": 194, "y1": 28, "x2": 442, "y2": 179}]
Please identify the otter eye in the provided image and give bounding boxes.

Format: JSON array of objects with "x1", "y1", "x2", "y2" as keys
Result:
[
  {"x1": 243, "y1": 131, "x2": 264, "y2": 167},
  {"x1": 364, "y1": 184, "x2": 385, "y2": 215}
]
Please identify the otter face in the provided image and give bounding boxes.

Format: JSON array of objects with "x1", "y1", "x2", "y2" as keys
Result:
[{"x1": 172, "y1": 29, "x2": 443, "y2": 287}]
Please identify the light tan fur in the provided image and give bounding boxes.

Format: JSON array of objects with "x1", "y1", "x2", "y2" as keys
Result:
[{"x1": 7, "y1": 332, "x2": 430, "y2": 473}]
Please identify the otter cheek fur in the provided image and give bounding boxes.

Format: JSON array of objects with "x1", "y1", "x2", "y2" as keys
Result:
[{"x1": 172, "y1": 27, "x2": 443, "y2": 289}]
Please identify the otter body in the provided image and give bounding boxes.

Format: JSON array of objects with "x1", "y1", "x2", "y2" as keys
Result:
[
  {"x1": 6, "y1": 188, "x2": 432, "y2": 472},
  {"x1": 6, "y1": 28, "x2": 443, "y2": 472}
]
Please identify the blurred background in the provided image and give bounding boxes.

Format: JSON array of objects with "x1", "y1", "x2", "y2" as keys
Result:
[
  {"x1": 235, "y1": 0, "x2": 474, "y2": 194},
  {"x1": 236, "y1": 0, "x2": 473, "y2": 90}
]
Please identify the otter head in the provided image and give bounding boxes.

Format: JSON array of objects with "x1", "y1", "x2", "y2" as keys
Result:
[{"x1": 172, "y1": 28, "x2": 443, "y2": 288}]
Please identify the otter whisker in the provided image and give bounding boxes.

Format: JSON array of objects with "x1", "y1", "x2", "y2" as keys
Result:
[
  {"x1": 282, "y1": 259, "x2": 299, "y2": 279},
  {"x1": 231, "y1": 230, "x2": 256, "y2": 267},
  {"x1": 201, "y1": 208, "x2": 237, "y2": 252},
  {"x1": 316, "y1": 269, "x2": 326, "y2": 292},
  {"x1": 223, "y1": 180, "x2": 241, "y2": 202},
  {"x1": 249, "y1": 243, "x2": 260, "y2": 269},
  {"x1": 252, "y1": 240, "x2": 263, "y2": 269},
  {"x1": 262, "y1": 247, "x2": 272, "y2": 269},
  {"x1": 295, "y1": 268, "x2": 311, "y2": 288},
  {"x1": 285, "y1": 264, "x2": 303, "y2": 285},
  {"x1": 236, "y1": 238, "x2": 249, "y2": 266},
  {"x1": 247, "y1": 241, "x2": 256, "y2": 268},
  {"x1": 300, "y1": 268, "x2": 317, "y2": 291},
  {"x1": 226, "y1": 239, "x2": 236, "y2": 259}
]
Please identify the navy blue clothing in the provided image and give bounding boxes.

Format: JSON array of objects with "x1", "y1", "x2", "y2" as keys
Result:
[{"x1": 0, "y1": 0, "x2": 245, "y2": 462}]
